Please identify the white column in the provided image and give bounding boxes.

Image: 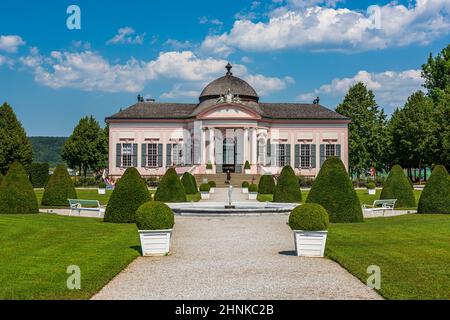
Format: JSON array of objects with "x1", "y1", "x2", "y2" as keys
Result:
[
  {"x1": 251, "y1": 128, "x2": 257, "y2": 165},
  {"x1": 243, "y1": 128, "x2": 249, "y2": 164},
  {"x1": 201, "y1": 127, "x2": 207, "y2": 164},
  {"x1": 209, "y1": 127, "x2": 215, "y2": 165}
]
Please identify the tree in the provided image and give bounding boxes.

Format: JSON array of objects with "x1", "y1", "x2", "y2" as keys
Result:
[
  {"x1": 418, "y1": 165, "x2": 450, "y2": 214},
  {"x1": 306, "y1": 157, "x2": 363, "y2": 223},
  {"x1": 154, "y1": 168, "x2": 187, "y2": 203},
  {"x1": 380, "y1": 165, "x2": 416, "y2": 208},
  {"x1": 0, "y1": 162, "x2": 39, "y2": 214},
  {"x1": 41, "y1": 164, "x2": 77, "y2": 206},
  {"x1": 0, "y1": 102, "x2": 33, "y2": 175},
  {"x1": 273, "y1": 166, "x2": 302, "y2": 203},
  {"x1": 335, "y1": 83, "x2": 387, "y2": 176},
  {"x1": 61, "y1": 116, "x2": 108, "y2": 178},
  {"x1": 387, "y1": 91, "x2": 435, "y2": 179},
  {"x1": 104, "y1": 167, "x2": 151, "y2": 223},
  {"x1": 29, "y1": 163, "x2": 50, "y2": 188},
  {"x1": 422, "y1": 44, "x2": 450, "y2": 103},
  {"x1": 430, "y1": 92, "x2": 450, "y2": 168}
]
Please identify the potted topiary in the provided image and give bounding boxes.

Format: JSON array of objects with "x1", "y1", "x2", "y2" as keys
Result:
[
  {"x1": 367, "y1": 182, "x2": 376, "y2": 195},
  {"x1": 244, "y1": 161, "x2": 251, "y2": 174},
  {"x1": 206, "y1": 162, "x2": 213, "y2": 174},
  {"x1": 208, "y1": 181, "x2": 216, "y2": 194},
  {"x1": 242, "y1": 181, "x2": 249, "y2": 194},
  {"x1": 200, "y1": 183, "x2": 211, "y2": 199},
  {"x1": 135, "y1": 201, "x2": 174, "y2": 256},
  {"x1": 289, "y1": 203, "x2": 329, "y2": 257},
  {"x1": 248, "y1": 184, "x2": 258, "y2": 200},
  {"x1": 98, "y1": 181, "x2": 107, "y2": 195}
]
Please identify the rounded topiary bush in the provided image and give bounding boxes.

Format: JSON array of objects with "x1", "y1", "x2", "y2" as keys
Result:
[
  {"x1": 135, "y1": 201, "x2": 174, "y2": 230},
  {"x1": 199, "y1": 183, "x2": 211, "y2": 192},
  {"x1": 154, "y1": 168, "x2": 187, "y2": 202},
  {"x1": 249, "y1": 184, "x2": 258, "y2": 193},
  {"x1": 208, "y1": 181, "x2": 216, "y2": 188},
  {"x1": 273, "y1": 166, "x2": 302, "y2": 203},
  {"x1": 380, "y1": 165, "x2": 416, "y2": 208},
  {"x1": 418, "y1": 165, "x2": 450, "y2": 214},
  {"x1": 104, "y1": 167, "x2": 151, "y2": 223},
  {"x1": 181, "y1": 172, "x2": 197, "y2": 195},
  {"x1": 367, "y1": 182, "x2": 376, "y2": 190},
  {"x1": 289, "y1": 204, "x2": 329, "y2": 231},
  {"x1": 242, "y1": 181, "x2": 249, "y2": 188},
  {"x1": 0, "y1": 162, "x2": 39, "y2": 214},
  {"x1": 258, "y1": 174, "x2": 275, "y2": 194},
  {"x1": 41, "y1": 164, "x2": 77, "y2": 206},
  {"x1": 306, "y1": 157, "x2": 363, "y2": 223},
  {"x1": 99, "y1": 181, "x2": 107, "y2": 189}
]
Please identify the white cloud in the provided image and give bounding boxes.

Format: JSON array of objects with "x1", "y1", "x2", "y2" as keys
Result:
[
  {"x1": 298, "y1": 69, "x2": 424, "y2": 109},
  {"x1": 164, "y1": 39, "x2": 193, "y2": 50},
  {"x1": 107, "y1": 27, "x2": 146, "y2": 45},
  {"x1": 160, "y1": 84, "x2": 201, "y2": 99},
  {"x1": 0, "y1": 35, "x2": 25, "y2": 53},
  {"x1": 20, "y1": 49, "x2": 292, "y2": 96},
  {"x1": 199, "y1": 16, "x2": 223, "y2": 25},
  {"x1": 202, "y1": 0, "x2": 450, "y2": 55}
]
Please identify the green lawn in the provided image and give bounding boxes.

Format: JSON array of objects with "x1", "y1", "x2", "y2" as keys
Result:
[
  {"x1": 35, "y1": 188, "x2": 200, "y2": 208},
  {"x1": 326, "y1": 214, "x2": 450, "y2": 300},
  {"x1": 258, "y1": 189, "x2": 422, "y2": 209},
  {"x1": 0, "y1": 214, "x2": 140, "y2": 300}
]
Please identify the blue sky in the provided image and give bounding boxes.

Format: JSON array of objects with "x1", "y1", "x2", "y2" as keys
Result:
[{"x1": 0, "y1": 0, "x2": 449, "y2": 136}]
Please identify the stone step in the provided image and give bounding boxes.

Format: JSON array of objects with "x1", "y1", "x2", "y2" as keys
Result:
[{"x1": 195, "y1": 174, "x2": 261, "y2": 187}]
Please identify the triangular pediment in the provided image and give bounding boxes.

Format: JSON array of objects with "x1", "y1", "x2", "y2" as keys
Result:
[{"x1": 196, "y1": 103, "x2": 261, "y2": 120}]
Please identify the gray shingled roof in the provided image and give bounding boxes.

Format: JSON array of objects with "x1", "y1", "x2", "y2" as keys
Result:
[
  {"x1": 260, "y1": 103, "x2": 349, "y2": 120},
  {"x1": 106, "y1": 102, "x2": 197, "y2": 120},
  {"x1": 106, "y1": 101, "x2": 348, "y2": 121},
  {"x1": 199, "y1": 75, "x2": 259, "y2": 102}
]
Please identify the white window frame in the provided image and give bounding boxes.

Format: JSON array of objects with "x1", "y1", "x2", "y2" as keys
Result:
[
  {"x1": 300, "y1": 144, "x2": 311, "y2": 168},
  {"x1": 325, "y1": 144, "x2": 336, "y2": 159},
  {"x1": 121, "y1": 143, "x2": 133, "y2": 168},
  {"x1": 147, "y1": 143, "x2": 158, "y2": 167},
  {"x1": 172, "y1": 143, "x2": 184, "y2": 166},
  {"x1": 276, "y1": 144, "x2": 287, "y2": 167}
]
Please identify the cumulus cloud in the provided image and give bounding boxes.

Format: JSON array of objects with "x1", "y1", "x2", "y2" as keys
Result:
[
  {"x1": 201, "y1": 0, "x2": 450, "y2": 56},
  {"x1": 298, "y1": 69, "x2": 424, "y2": 109},
  {"x1": 0, "y1": 35, "x2": 25, "y2": 53},
  {"x1": 19, "y1": 49, "x2": 293, "y2": 96},
  {"x1": 164, "y1": 39, "x2": 193, "y2": 50},
  {"x1": 107, "y1": 27, "x2": 146, "y2": 45},
  {"x1": 245, "y1": 74, "x2": 294, "y2": 95},
  {"x1": 160, "y1": 84, "x2": 201, "y2": 99}
]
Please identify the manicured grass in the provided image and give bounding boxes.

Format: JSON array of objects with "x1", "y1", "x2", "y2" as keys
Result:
[
  {"x1": 0, "y1": 214, "x2": 140, "y2": 300},
  {"x1": 35, "y1": 188, "x2": 200, "y2": 208},
  {"x1": 258, "y1": 189, "x2": 422, "y2": 209},
  {"x1": 326, "y1": 214, "x2": 450, "y2": 300}
]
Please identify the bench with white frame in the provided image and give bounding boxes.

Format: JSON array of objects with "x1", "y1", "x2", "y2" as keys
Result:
[
  {"x1": 68, "y1": 199, "x2": 105, "y2": 216},
  {"x1": 362, "y1": 199, "x2": 397, "y2": 216}
]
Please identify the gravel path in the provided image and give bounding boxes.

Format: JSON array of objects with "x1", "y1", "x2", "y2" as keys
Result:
[{"x1": 92, "y1": 215, "x2": 381, "y2": 300}]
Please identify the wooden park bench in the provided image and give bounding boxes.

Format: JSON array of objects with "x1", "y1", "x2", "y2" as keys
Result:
[
  {"x1": 362, "y1": 199, "x2": 397, "y2": 216},
  {"x1": 68, "y1": 199, "x2": 105, "y2": 217}
]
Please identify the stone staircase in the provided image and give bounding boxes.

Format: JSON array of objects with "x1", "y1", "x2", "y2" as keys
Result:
[{"x1": 195, "y1": 173, "x2": 261, "y2": 188}]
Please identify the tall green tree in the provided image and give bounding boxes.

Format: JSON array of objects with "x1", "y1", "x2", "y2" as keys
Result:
[
  {"x1": 336, "y1": 83, "x2": 387, "y2": 176},
  {"x1": 431, "y1": 92, "x2": 450, "y2": 168},
  {"x1": 0, "y1": 102, "x2": 33, "y2": 174},
  {"x1": 422, "y1": 44, "x2": 450, "y2": 103},
  {"x1": 61, "y1": 116, "x2": 108, "y2": 177},
  {"x1": 387, "y1": 91, "x2": 435, "y2": 177}
]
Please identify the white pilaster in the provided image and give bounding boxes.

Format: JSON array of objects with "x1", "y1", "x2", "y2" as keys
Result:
[
  {"x1": 209, "y1": 127, "x2": 215, "y2": 164},
  {"x1": 243, "y1": 128, "x2": 249, "y2": 164},
  {"x1": 201, "y1": 127, "x2": 207, "y2": 164},
  {"x1": 251, "y1": 128, "x2": 257, "y2": 165}
]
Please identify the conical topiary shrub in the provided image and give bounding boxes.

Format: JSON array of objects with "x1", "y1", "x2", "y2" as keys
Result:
[
  {"x1": 154, "y1": 168, "x2": 187, "y2": 202},
  {"x1": 306, "y1": 157, "x2": 363, "y2": 223},
  {"x1": 190, "y1": 174, "x2": 198, "y2": 192},
  {"x1": 380, "y1": 165, "x2": 416, "y2": 208},
  {"x1": 258, "y1": 174, "x2": 275, "y2": 194},
  {"x1": 41, "y1": 164, "x2": 77, "y2": 206},
  {"x1": 0, "y1": 162, "x2": 39, "y2": 214},
  {"x1": 181, "y1": 172, "x2": 197, "y2": 195},
  {"x1": 0, "y1": 174, "x2": 3, "y2": 186},
  {"x1": 418, "y1": 165, "x2": 450, "y2": 214},
  {"x1": 104, "y1": 167, "x2": 151, "y2": 223},
  {"x1": 273, "y1": 166, "x2": 302, "y2": 203}
]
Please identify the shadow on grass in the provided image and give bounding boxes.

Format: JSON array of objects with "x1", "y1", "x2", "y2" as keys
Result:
[{"x1": 130, "y1": 246, "x2": 142, "y2": 255}]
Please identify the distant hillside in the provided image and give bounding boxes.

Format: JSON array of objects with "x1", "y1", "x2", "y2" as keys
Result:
[{"x1": 29, "y1": 137, "x2": 67, "y2": 167}]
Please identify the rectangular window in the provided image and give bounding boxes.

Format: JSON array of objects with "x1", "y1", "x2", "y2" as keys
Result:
[
  {"x1": 300, "y1": 145, "x2": 311, "y2": 168},
  {"x1": 172, "y1": 144, "x2": 184, "y2": 166},
  {"x1": 325, "y1": 144, "x2": 336, "y2": 159},
  {"x1": 276, "y1": 144, "x2": 286, "y2": 167},
  {"x1": 121, "y1": 143, "x2": 132, "y2": 167},
  {"x1": 147, "y1": 144, "x2": 158, "y2": 167}
]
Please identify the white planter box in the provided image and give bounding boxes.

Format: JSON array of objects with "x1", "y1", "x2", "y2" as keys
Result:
[
  {"x1": 248, "y1": 192, "x2": 258, "y2": 200},
  {"x1": 138, "y1": 229, "x2": 172, "y2": 257},
  {"x1": 98, "y1": 188, "x2": 106, "y2": 195},
  {"x1": 206, "y1": 169, "x2": 213, "y2": 174},
  {"x1": 245, "y1": 169, "x2": 251, "y2": 174},
  {"x1": 201, "y1": 192, "x2": 210, "y2": 200},
  {"x1": 368, "y1": 189, "x2": 376, "y2": 195},
  {"x1": 293, "y1": 230, "x2": 328, "y2": 258},
  {"x1": 210, "y1": 188, "x2": 215, "y2": 194},
  {"x1": 242, "y1": 188, "x2": 249, "y2": 194}
]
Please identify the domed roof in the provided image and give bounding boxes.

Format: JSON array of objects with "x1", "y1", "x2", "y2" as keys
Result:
[{"x1": 199, "y1": 63, "x2": 259, "y2": 102}]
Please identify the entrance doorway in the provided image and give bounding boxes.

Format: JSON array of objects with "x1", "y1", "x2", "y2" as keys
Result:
[{"x1": 223, "y1": 137, "x2": 236, "y2": 173}]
